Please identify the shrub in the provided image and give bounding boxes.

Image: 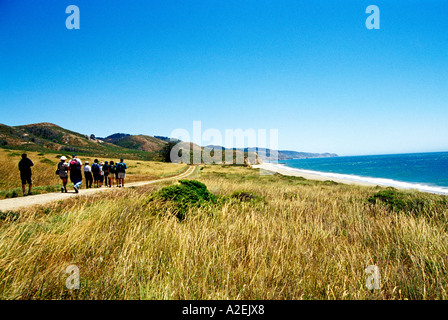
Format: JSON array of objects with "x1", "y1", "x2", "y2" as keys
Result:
[
  {"x1": 0, "y1": 211, "x2": 20, "y2": 221},
  {"x1": 367, "y1": 188, "x2": 448, "y2": 219},
  {"x1": 150, "y1": 180, "x2": 216, "y2": 220},
  {"x1": 8, "y1": 152, "x2": 21, "y2": 157},
  {"x1": 40, "y1": 158, "x2": 56, "y2": 165},
  {"x1": 231, "y1": 191, "x2": 261, "y2": 202},
  {"x1": 5, "y1": 190, "x2": 19, "y2": 198},
  {"x1": 368, "y1": 189, "x2": 418, "y2": 212}
]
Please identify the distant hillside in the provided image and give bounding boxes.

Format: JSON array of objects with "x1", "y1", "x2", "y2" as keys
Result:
[
  {"x1": 244, "y1": 148, "x2": 338, "y2": 161},
  {"x1": 0, "y1": 123, "x2": 161, "y2": 160},
  {"x1": 154, "y1": 136, "x2": 181, "y2": 143},
  {"x1": 207, "y1": 146, "x2": 338, "y2": 161},
  {"x1": 99, "y1": 134, "x2": 167, "y2": 153}
]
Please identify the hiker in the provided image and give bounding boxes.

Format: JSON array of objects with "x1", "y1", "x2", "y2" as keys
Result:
[
  {"x1": 103, "y1": 161, "x2": 111, "y2": 187},
  {"x1": 116, "y1": 158, "x2": 127, "y2": 187},
  {"x1": 99, "y1": 161, "x2": 104, "y2": 187},
  {"x1": 18, "y1": 153, "x2": 34, "y2": 196},
  {"x1": 109, "y1": 160, "x2": 116, "y2": 187},
  {"x1": 114, "y1": 161, "x2": 120, "y2": 187},
  {"x1": 91, "y1": 159, "x2": 101, "y2": 188},
  {"x1": 68, "y1": 154, "x2": 83, "y2": 193},
  {"x1": 57, "y1": 156, "x2": 69, "y2": 193},
  {"x1": 84, "y1": 161, "x2": 93, "y2": 189}
]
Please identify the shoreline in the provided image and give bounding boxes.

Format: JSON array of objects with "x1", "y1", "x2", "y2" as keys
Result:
[{"x1": 253, "y1": 163, "x2": 448, "y2": 195}]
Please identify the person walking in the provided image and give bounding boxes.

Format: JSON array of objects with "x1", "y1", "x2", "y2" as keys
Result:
[
  {"x1": 68, "y1": 154, "x2": 83, "y2": 193},
  {"x1": 109, "y1": 160, "x2": 116, "y2": 187},
  {"x1": 91, "y1": 159, "x2": 101, "y2": 188},
  {"x1": 116, "y1": 158, "x2": 127, "y2": 187},
  {"x1": 18, "y1": 153, "x2": 34, "y2": 196},
  {"x1": 103, "y1": 161, "x2": 111, "y2": 187},
  {"x1": 57, "y1": 156, "x2": 69, "y2": 193},
  {"x1": 99, "y1": 161, "x2": 104, "y2": 187},
  {"x1": 114, "y1": 161, "x2": 120, "y2": 187},
  {"x1": 84, "y1": 161, "x2": 93, "y2": 189}
]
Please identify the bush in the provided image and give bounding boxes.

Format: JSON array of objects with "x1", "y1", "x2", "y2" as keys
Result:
[
  {"x1": 40, "y1": 158, "x2": 56, "y2": 165},
  {"x1": 368, "y1": 189, "x2": 419, "y2": 212},
  {"x1": 367, "y1": 188, "x2": 448, "y2": 219},
  {"x1": 150, "y1": 180, "x2": 216, "y2": 220},
  {"x1": 5, "y1": 190, "x2": 19, "y2": 198},
  {"x1": 0, "y1": 211, "x2": 20, "y2": 221},
  {"x1": 231, "y1": 191, "x2": 261, "y2": 202}
]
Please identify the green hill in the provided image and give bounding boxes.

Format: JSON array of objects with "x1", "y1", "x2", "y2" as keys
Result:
[
  {"x1": 0, "y1": 123, "x2": 163, "y2": 161},
  {"x1": 100, "y1": 133, "x2": 167, "y2": 153}
]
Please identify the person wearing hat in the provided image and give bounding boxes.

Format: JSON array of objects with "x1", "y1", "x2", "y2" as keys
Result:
[
  {"x1": 57, "y1": 156, "x2": 69, "y2": 193},
  {"x1": 83, "y1": 160, "x2": 93, "y2": 189},
  {"x1": 99, "y1": 161, "x2": 105, "y2": 187}
]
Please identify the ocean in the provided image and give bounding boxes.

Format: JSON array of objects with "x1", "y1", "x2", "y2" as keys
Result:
[{"x1": 280, "y1": 152, "x2": 448, "y2": 195}]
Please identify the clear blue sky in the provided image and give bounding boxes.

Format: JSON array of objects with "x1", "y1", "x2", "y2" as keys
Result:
[{"x1": 1, "y1": 0, "x2": 447, "y2": 156}]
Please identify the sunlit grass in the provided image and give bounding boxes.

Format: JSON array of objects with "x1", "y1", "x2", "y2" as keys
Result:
[{"x1": 1, "y1": 164, "x2": 448, "y2": 299}]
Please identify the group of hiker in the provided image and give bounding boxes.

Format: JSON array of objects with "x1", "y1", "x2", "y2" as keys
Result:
[
  {"x1": 58, "y1": 155, "x2": 128, "y2": 193},
  {"x1": 18, "y1": 153, "x2": 128, "y2": 196}
]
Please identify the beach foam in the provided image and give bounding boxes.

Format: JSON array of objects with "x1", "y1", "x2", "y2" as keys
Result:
[{"x1": 260, "y1": 163, "x2": 448, "y2": 195}]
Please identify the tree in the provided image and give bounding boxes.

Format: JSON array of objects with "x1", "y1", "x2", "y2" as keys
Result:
[{"x1": 160, "y1": 141, "x2": 179, "y2": 162}]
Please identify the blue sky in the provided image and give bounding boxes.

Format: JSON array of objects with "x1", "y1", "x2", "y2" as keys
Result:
[{"x1": 1, "y1": 0, "x2": 447, "y2": 156}]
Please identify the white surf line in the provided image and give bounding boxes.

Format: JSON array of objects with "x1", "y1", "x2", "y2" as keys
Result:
[
  {"x1": 256, "y1": 163, "x2": 448, "y2": 195},
  {"x1": 0, "y1": 166, "x2": 196, "y2": 212}
]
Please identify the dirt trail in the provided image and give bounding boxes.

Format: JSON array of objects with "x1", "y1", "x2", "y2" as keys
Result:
[{"x1": 0, "y1": 166, "x2": 196, "y2": 212}]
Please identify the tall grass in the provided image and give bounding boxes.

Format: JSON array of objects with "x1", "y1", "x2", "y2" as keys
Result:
[
  {"x1": 0, "y1": 165, "x2": 448, "y2": 299},
  {"x1": 0, "y1": 149, "x2": 59, "y2": 196}
]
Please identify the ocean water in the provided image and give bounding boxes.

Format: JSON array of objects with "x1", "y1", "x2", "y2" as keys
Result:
[{"x1": 280, "y1": 152, "x2": 448, "y2": 195}]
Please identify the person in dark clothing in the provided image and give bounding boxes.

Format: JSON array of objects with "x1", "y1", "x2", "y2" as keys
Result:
[
  {"x1": 68, "y1": 154, "x2": 83, "y2": 193},
  {"x1": 18, "y1": 154, "x2": 34, "y2": 196},
  {"x1": 91, "y1": 159, "x2": 101, "y2": 188},
  {"x1": 103, "y1": 161, "x2": 111, "y2": 187}
]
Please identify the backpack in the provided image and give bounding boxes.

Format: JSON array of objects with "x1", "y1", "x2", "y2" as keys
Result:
[
  {"x1": 116, "y1": 162, "x2": 125, "y2": 173},
  {"x1": 69, "y1": 159, "x2": 80, "y2": 171},
  {"x1": 91, "y1": 163, "x2": 100, "y2": 174},
  {"x1": 57, "y1": 162, "x2": 68, "y2": 176}
]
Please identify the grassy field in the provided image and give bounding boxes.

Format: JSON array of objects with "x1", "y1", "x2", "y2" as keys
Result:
[
  {"x1": 1, "y1": 163, "x2": 448, "y2": 299},
  {"x1": 0, "y1": 148, "x2": 187, "y2": 199}
]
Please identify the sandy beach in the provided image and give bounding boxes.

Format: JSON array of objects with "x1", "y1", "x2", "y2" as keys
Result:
[
  {"x1": 253, "y1": 162, "x2": 448, "y2": 195},
  {"x1": 253, "y1": 163, "x2": 377, "y2": 187}
]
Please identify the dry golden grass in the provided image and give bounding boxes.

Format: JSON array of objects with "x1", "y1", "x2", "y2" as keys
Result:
[
  {"x1": 1, "y1": 164, "x2": 448, "y2": 299},
  {"x1": 0, "y1": 148, "x2": 187, "y2": 198}
]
